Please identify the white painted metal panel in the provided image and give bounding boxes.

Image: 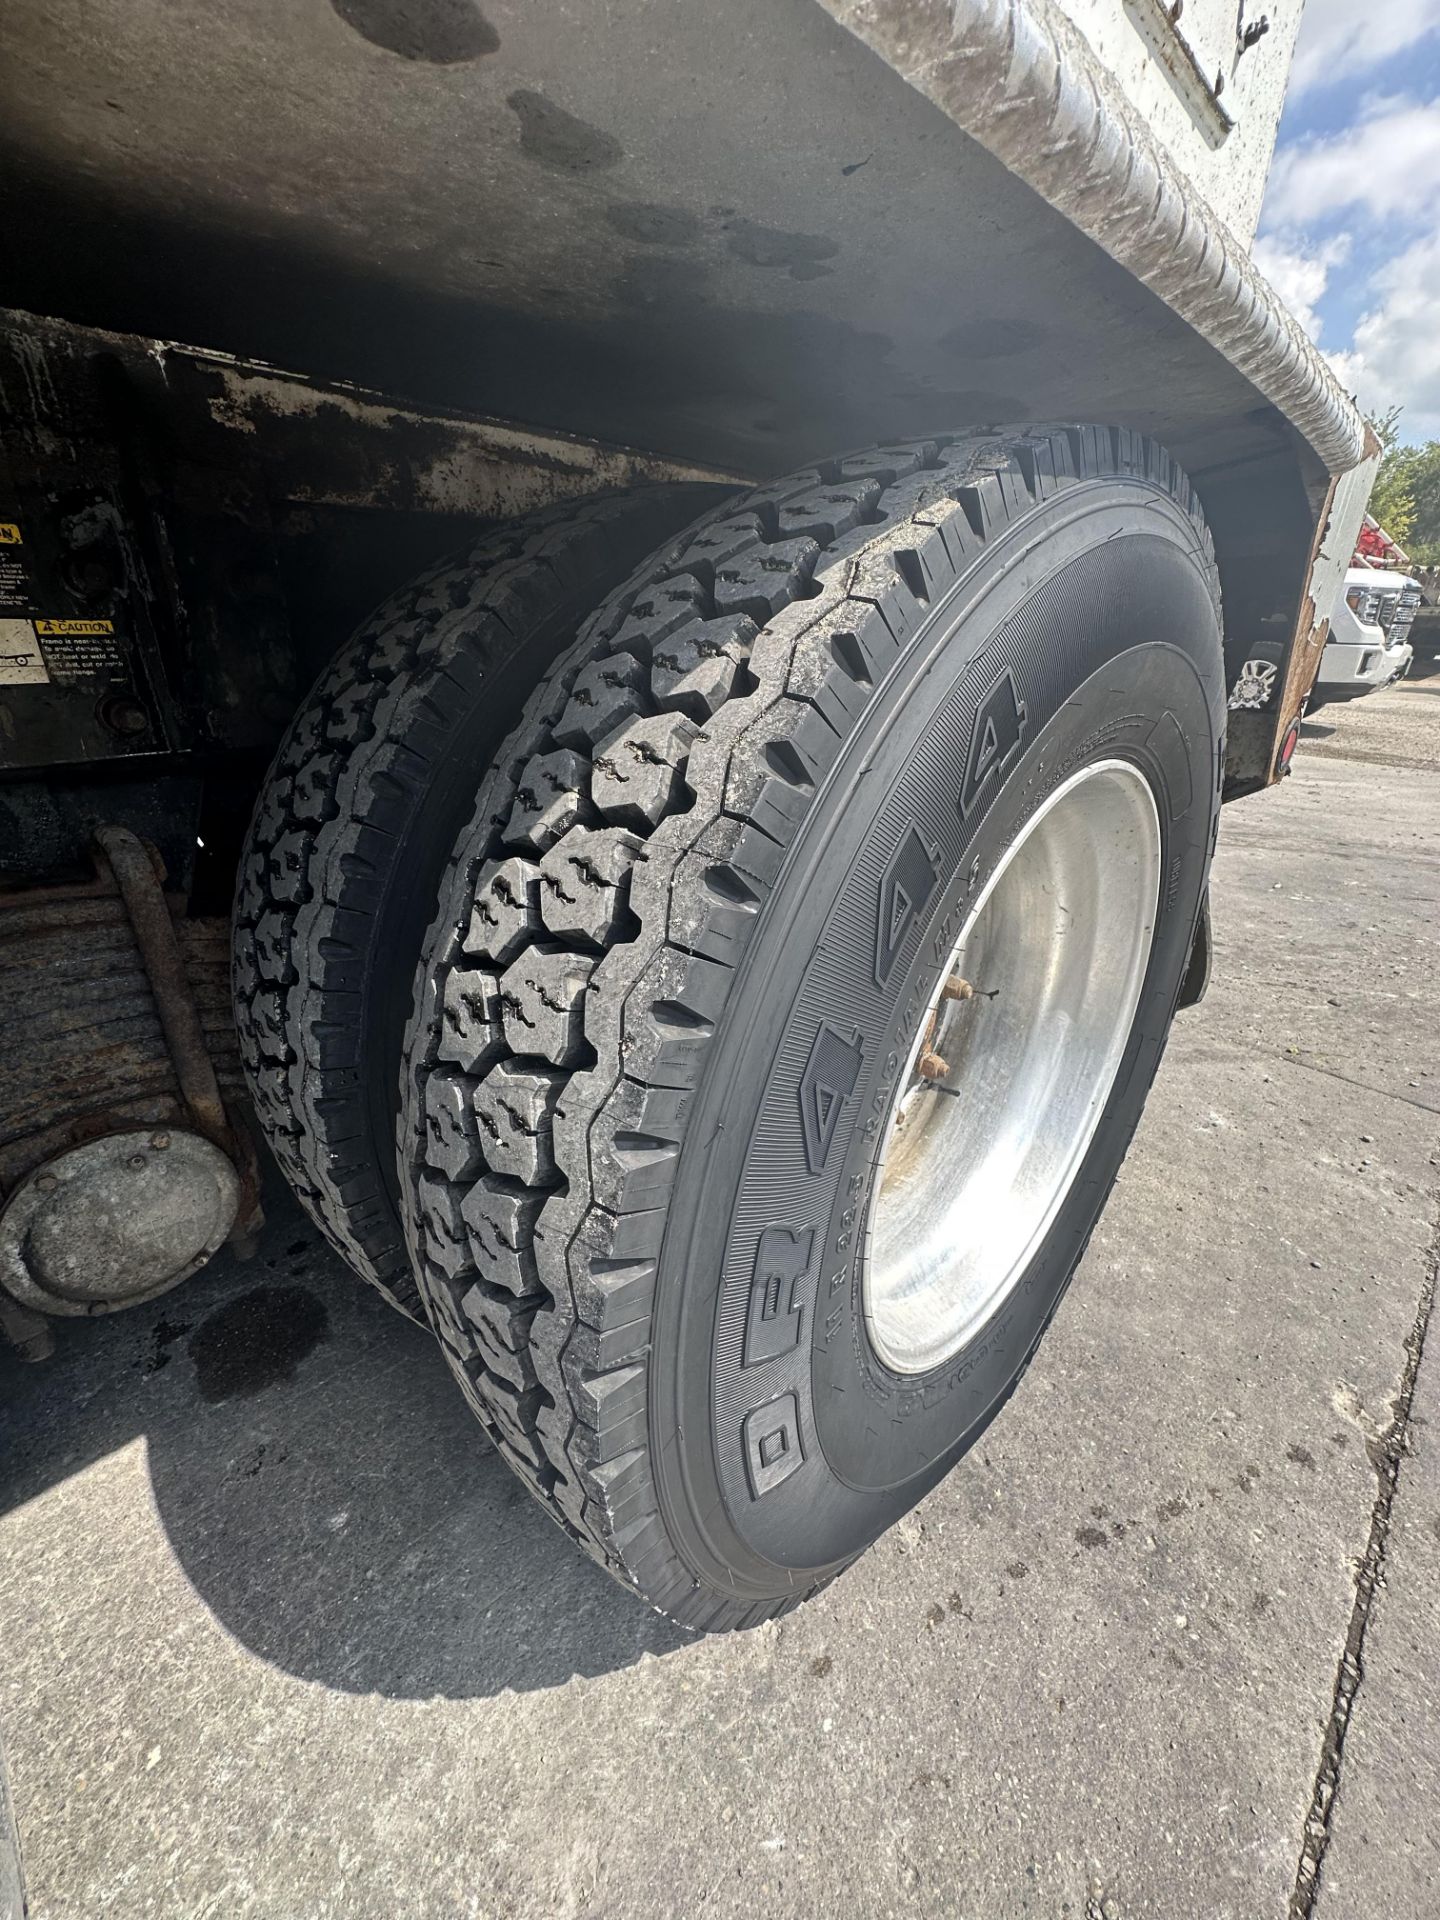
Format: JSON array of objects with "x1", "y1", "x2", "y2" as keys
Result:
[{"x1": 1048, "y1": 0, "x2": 1304, "y2": 241}]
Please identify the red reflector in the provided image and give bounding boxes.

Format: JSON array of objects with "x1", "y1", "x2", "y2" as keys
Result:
[{"x1": 1277, "y1": 718, "x2": 1301, "y2": 775}]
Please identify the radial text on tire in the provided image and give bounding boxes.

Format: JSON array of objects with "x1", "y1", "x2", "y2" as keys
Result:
[{"x1": 400, "y1": 428, "x2": 1225, "y2": 1627}]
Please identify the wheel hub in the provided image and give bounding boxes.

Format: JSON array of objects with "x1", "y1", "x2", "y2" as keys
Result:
[
  {"x1": 865, "y1": 759, "x2": 1162, "y2": 1375},
  {"x1": 0, "y1": 1131, "x2": 240, "y2": 1318}
]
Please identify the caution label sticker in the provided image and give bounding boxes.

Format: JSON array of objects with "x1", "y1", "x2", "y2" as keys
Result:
[
  {"x1": 32, "y1": 618, "x2": 126, "y2": 683},
  {"x1": 0, "y1": 537, "x2": 31, "y2": 616},
  {"x1": 0, "y1": 618, "x2": 50, "y2": 684}
]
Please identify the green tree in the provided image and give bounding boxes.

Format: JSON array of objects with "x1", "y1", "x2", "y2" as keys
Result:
[
  {"x1": 1369, "y1": 404, "x2": 1406, "y2": 454},
  {"x1": 1366, "y1": 408, "x2": 1417, "y2": 547},
  {"x1": 1363, "y1": 410, "x2": 1440, "y2": 564},
  {"x1": 1394, "y1": 442, "x2": 1440, "y2": 566},
  {"x1": 1370, "y1": 457, "x2": 1418, "y2": 547}
]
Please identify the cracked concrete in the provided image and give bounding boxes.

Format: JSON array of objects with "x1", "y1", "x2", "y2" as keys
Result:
[
  {"x1": 0, "y1": 673, "x2": 1436, "y2": 1919},
  {"x1": 1292, "y1": 1228, "x2": 1438, "y2": 1916},
  {"x1": 1303, "y1": 1218, "x2": 1440, "y2": 1920}
]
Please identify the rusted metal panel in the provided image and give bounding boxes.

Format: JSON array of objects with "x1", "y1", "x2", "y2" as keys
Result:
[
  {"x1": 0, "y1": 309, "x2": 739, "y2": 800},
  {"x1": 1222, "y1": 434, "x2": 1380, "y2": 794},
  {"x1": 1280, "y1": 444, "x2": 1381, "y2": 767},
  {"x1": 198, "y1": 357, "x2": 747, "y2": 518},
  {"x1": 0, "y1": 874, "x2": 241, "y2": 1197}
]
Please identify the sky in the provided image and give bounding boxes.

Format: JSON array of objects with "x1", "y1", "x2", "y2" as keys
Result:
[{"x1": 1254, "y1": 0, "x2": 1440, "y2": 445}]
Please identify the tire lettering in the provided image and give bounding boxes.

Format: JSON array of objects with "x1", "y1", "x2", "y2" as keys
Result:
[
  {"x1": 960, "y1": 669, "x2": 1028, "y2": 816},
  {"x1": 798, "y1": 1022, "x2": 864, "y2": 1174},
  {"x1": 874, "y1": 826, "x2": 940, "y2": 984},
  {"x1": 743, "y1": 1392, "x2": 804, "y2": 1498},
  {"x1": 743, "y1": 1226, "x2": 815, "y2": 1366}
]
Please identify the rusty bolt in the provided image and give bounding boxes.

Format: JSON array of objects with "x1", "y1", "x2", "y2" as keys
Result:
[
  {"x1": 35, "y1": 1172, "x2": 57, "y2": 1194},
  {"x1": 941, "y1": 975, "x2": 975, "y2": 1003},
  {"x1": 150, "y1": 1132, "x2": 171, "y2": 1151},
  {"x1": 99, "y1": 695, "x2": 150, "y2": 738},
  {"x1": 917, "y1": 1049, "x2": 950, "y2": 1083}
]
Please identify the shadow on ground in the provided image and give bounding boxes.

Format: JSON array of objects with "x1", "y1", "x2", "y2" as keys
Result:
[{"x1": 0, "y1": 1174, "x2": 689, "y2": 1700}]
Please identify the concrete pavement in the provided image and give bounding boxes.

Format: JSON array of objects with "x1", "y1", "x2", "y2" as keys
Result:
[{"x1": 1, "y1": 673, "x2": 1436, "y2": 1920}]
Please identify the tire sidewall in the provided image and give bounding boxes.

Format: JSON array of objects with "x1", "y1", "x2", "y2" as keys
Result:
[{"x1": 652, "y1": 480, "x2": 1224, "y2": 1599}]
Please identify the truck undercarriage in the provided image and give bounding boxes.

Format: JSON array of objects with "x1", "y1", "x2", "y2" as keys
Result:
[{"x1": 0, "y1": 0, "x2": 1379, "y2": 1628}]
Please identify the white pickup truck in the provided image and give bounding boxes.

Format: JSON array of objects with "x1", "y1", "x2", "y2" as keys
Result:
[{"x1": 1310, "y1": 567, "x2": 1422, "y2": 709}]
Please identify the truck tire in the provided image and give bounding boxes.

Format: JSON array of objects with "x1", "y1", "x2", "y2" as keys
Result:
[
  {"x1": 401, "y1": 428, "x2": 1224, "y2": 1625},
  {"x1": 233, "y1": 485, "x2": 722, "y2": 1316}
]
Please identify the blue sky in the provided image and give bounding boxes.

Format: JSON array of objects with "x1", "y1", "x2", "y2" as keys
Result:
[{"x1": 1255, "y1": 0, "x2": 1440, "y2": 443}]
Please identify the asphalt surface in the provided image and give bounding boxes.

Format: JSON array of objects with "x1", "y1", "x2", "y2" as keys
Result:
[{"x1": 2, "y1": 671, "x2": 1437, "y2": 1920}]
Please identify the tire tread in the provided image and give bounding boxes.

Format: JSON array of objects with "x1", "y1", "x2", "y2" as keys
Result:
[
  {"x1": 233, "y1": 489, "x2": 715, "y2": 1311},
  {"x1": 400, "y1": 430, "x2": 1220, "y2": 1621}
]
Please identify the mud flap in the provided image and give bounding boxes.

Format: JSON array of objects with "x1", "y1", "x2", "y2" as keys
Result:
[{"x1": 1177, "y1": 888, "x2": 1212, "y2": 1011}]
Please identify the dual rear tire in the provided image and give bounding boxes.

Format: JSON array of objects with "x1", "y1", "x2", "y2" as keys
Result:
[
  {"x1": 237, "y1": 428, "x2": 1224, "y2": 1626},
  {"x1": 232, "y1": 486, "x2": 720, "y2": 1315}
]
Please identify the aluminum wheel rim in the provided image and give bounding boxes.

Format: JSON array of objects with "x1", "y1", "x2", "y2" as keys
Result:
[{"x1": 864, "y1": 759, "x2": 1162, "y2": 1375}]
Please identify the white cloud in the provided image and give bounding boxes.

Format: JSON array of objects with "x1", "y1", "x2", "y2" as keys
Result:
[
  {"x1": 1260, "y1": 19, "x2": 1440, "y2": 443},
  {"x1": 1251, "y1": 232, "x2": 1351, "y2": 342},
  {"x1": 1328, "y1": 230, "x2": 1440, "y2": 437},
  {"x1": 1290, "y1": 0, "x2": 1440, "y2": 97},
  {"x1": 1263, "y1": 95, "x2": 1440, "y2": 226}
]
